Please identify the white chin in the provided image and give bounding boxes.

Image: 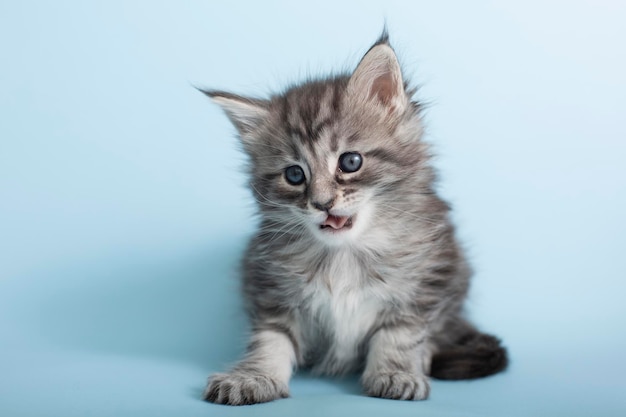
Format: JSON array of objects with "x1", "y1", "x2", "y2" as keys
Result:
[{"x1": 311, "y1": 226, "x2": 356, "y2": 246}]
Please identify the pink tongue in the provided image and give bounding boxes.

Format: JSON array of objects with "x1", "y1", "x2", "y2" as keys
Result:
[{"x1": 323, "y1": 215, "x2": 349, "y2": 229}]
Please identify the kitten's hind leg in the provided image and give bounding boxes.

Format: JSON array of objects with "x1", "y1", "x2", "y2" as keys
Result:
[
  {"x1": 204, "y1": 328, "x2": 297, "y2": 405},
  {"x1": 361, "y1": 322, "x2": 431, "y2": 401}
]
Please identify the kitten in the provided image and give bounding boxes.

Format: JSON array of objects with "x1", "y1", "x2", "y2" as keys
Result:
[{"x1": 201, "y1": 32, "x2": 507, "y2": 405}]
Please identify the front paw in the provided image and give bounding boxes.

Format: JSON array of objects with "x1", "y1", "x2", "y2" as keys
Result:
[
  {"x1": 203, "y1": 372, "x2": 289, "y2": 405},
  {"x1": 362, "y1": 371, "x2": 430, "y2": 401}
]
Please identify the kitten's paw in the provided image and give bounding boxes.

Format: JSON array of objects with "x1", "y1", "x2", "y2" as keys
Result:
[
  {"x1": 203, "y1": 372, "x2": 289, "y2": 405},
  {"x1": 362, "y1": 371, "x2": 430, "y2": 401}
]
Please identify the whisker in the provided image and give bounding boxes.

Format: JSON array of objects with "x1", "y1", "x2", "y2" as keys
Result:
[
  {"x1": 265, "y1": 218, "x2": 306, "y2": 245},
  {"x1": 377, "y1": 203, "x2": 440, "y2": 225},
  {"x1": 249, "y1": 183, "x2": 294, "y2": 210}
]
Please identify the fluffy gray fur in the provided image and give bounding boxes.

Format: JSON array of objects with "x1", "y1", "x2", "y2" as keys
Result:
[{"x1": 202, "y1": 34, "x2": 507, "y2": 406}]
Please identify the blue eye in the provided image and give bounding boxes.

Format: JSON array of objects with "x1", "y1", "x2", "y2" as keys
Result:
[
  {"x1": 339, "y1": 152, "x2": 363, "y2": 173},
  {"x1": 285, "y1": 165, "x2": 305, "y2": 185}
]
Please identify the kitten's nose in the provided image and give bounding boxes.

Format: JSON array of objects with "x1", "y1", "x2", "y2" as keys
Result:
[{"x1": 312, "y1": 198, "x2": 335, "y2": 212}]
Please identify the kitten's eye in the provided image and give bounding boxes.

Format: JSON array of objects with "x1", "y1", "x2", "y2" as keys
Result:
[
  {"x1": 285, "y1": 165, "x2": 305, "y2": 185},
  {"x1": 339, "y1": 152, "x2": 363, "y2": 173}
]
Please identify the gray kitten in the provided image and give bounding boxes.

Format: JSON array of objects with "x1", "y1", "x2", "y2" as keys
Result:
[{"x1": 201, "y1": 33, "x2": 507, "y2": 405}]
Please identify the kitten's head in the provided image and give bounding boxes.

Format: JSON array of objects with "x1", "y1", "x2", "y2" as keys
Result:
[{"x1": 204, "y1": 36, "x2": 432, "y2": 247}]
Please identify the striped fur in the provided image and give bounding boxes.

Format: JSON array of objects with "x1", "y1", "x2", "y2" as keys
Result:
[{"x1": 202, "y1": 33, "x2": 507, "y2": 405}]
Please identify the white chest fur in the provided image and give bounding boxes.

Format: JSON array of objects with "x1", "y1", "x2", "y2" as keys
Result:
[{"x1": 298, "y1": 250, "x2": 386, "y2": 373}]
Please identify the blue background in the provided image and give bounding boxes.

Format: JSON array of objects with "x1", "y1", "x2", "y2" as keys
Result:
[{"x1": 1, "y1": 1, "x2": 625, "y2": 416}]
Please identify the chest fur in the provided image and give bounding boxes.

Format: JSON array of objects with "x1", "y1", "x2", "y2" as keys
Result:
[{"x1": 297, "y1": 251, "x2": 386, "y2": 373}]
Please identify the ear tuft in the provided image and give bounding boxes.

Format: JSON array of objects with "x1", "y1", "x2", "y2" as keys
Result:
[
  {"x1": 375, "y1": 26, "x2": 390, "y2": 46},
  {"x1": 200, "y1": 89, "x2": 269, "y2": 134}
]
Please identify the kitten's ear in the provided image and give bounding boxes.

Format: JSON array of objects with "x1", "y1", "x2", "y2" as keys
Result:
[
  {"x1": 201, "y1": 90, "x2": 269, "y2": 135},
  {"x1": 348, "y1": 39, "x2": 407, "y2": 114}
]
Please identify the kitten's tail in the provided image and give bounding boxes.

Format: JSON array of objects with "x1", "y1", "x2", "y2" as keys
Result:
[{"x1": 429, "y1": 330, "x2": 508, "y2": 380}]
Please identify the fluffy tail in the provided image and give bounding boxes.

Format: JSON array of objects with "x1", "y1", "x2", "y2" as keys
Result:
[{"x1": 430, "y1": 331, "x2": 508, "y2": 380}]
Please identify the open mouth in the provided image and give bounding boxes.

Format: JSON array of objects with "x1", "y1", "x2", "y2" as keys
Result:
[{"x1": 320, "y1": 214, "x2": 355, "y2": 232}]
